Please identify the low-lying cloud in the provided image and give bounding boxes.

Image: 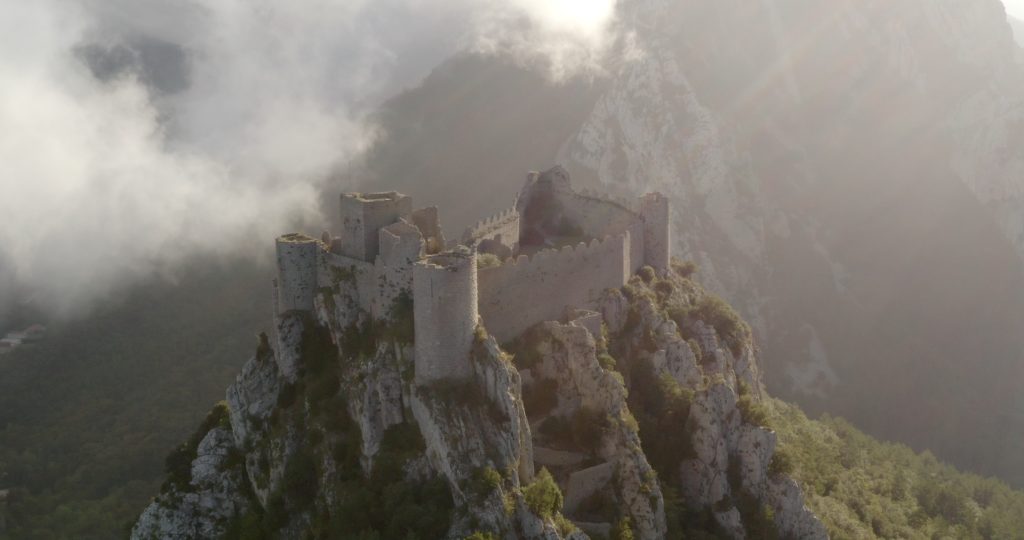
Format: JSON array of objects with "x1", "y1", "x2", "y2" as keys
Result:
[{"x1": 0, "y1": 0, "x2": 615, "y2": 321}]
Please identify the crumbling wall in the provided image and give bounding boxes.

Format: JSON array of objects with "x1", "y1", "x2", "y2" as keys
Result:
[
  {"x1": 478, "y1": 233, "x2": 631, "y2": 343},
  {"x1": 338, "y1": 192, "x2": 412, "y2": 262},
  {"x1": 411, "y1": 207, "x2": 446, "y2": 255},
  {"x1": 374, "y1": 221, "x2": 423, "y2": 318}
]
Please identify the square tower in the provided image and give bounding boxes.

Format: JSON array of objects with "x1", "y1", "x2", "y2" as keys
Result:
[{"x1": 338, "y1": 192, "x2": 413, "y2": 262}]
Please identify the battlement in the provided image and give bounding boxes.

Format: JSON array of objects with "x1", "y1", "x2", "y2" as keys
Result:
[
  {"x1": 273, "y1": 164, "x2": 670, "y2": 384},
  {"x1": 462, "y1": 207, "x2": 521, "y2": 256}
]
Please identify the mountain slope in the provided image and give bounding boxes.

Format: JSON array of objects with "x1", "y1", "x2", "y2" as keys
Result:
[
  {"x1": 352, "y1": 0, "x2": 1024, "y2": 486},
  {"x1": 0, "y1": 259, "x2": 269, "y2": 539}
]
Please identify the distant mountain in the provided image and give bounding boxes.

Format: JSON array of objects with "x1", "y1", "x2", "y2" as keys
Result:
[
  {"x1": 1011, "y1": 15, "x2": 1024, "y2": 46},
  {"x1": 355, "y1": 0, "x2": 1024, "y2": 487}
]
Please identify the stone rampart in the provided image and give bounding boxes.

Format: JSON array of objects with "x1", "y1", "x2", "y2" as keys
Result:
[
  {"x1": 478, "y1": 233, "x2": 631, "y2": 343},
  {"x1": 462, "y1": 208, "x2": 520, "y2": 251}
]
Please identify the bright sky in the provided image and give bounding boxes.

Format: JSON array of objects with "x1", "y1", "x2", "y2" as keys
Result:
[{"x1": 1004, "y1": 0, "x2": 1024, "y2": 20}]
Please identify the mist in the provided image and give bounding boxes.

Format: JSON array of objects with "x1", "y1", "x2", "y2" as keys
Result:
[{"x1": 0, "y1": 0, "x2": 614, "y2": 323}]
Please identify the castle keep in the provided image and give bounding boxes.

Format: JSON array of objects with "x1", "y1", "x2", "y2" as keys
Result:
[{"x1": 272, "y1": 166, "x2": 670, "y2": 384}]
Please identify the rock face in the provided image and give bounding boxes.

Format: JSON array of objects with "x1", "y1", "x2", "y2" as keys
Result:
[
  {"x1": 132, "y1": 426, "x2": 252, "y2": 539},
  {"x1": 133, "y1": 249, "x2": 822, "y2": 538}
]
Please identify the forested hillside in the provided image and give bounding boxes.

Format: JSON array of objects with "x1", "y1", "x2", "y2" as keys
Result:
[{"x1": 0, "y1": 258, "x2": 269, "y2": 539}]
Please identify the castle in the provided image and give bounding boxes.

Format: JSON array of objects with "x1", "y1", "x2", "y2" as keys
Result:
[{"x1": 272, "y1": 166, "x2": 670, "y2": 385}]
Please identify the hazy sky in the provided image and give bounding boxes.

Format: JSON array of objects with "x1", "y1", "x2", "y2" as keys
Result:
[{"x1": 1005, "y1": 0, "x2": 1024, "y2": 19}]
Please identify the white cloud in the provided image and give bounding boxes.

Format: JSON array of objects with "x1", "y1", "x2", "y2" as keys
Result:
[{"x1": 0, "y1": 0, "x2": 616, "y2": 319}]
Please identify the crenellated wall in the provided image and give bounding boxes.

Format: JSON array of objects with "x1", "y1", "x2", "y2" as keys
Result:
[
  {"x1": 274, "y1": 164, "x2": 671, "y2": 384},
  {"x1": 462, "y1": 208, "x2": 520, "y2": 252},
  {"x1": 478, "y1": 233, "x2": 631, "y2": 343}
]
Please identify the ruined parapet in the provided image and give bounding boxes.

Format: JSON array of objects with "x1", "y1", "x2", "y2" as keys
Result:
[
  {"x1": 375, "y1": 220, "x2": 424, "y2": 318},
  {"x1": 338, "y1": 192, "x2": 413, "y2": 262},
  {"x1": 640, "y1": 192, "x2": 670, "y2": 272},
  {"x1": 275, "y1": 233, "x2": 320, "y2": 313},
  {"x1": 462, "y1": 208, "x2": 520, "y2": 254},
  {"x1": 411, "y1": 207, "x2": 446, "y2": 255},
  {"x1": 413, "y1": 247, "x2": 478, "y2": 385}
]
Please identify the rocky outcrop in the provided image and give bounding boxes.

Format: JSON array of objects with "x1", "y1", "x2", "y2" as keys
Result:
[
  {"x1": 528, "y1": 321, "x2": 668, "y2": 540},
  {"x1": 133, "y1": 255, "x2": 825, "y2": 539},
  {"x1": 132, "y1": 427, "x2": 251, "y2": 539}
]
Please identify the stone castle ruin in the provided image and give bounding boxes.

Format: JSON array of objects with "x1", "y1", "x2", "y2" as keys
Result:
[{"x1": 272, "y1": 166, "x2": 670, "y2": 385}]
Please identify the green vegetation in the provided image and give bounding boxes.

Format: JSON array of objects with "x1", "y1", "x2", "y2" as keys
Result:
[
  {"x1": 669, "y1": 258, "x2": 697, "y2": 278},
  {"x1": 523, "y1": 468, "x2": 563, "y2": 519},
  {"x1": 476, "y1": 253, "x2": 503, "y2": 269},
  {"x1": 769, "y1": 399, "x2": 1024, "y2": 539},
  {"x1": 469, "y1": 467, "x2": 503, "y2": 499},
  {"x1": 0, "y1": 260, "x2": 267, "y2": 539}
]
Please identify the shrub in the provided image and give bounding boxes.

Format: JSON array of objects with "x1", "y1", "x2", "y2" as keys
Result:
[
  {"x1": 692, "y1": 294, "x2": 750, "y2": 356},
  {"x1": 524, "y1": 468, "x2": 563, "y2": 518},
  {"x1": 768, "y1": 447, "x2": 795, "y2": 477},
  {"x1": 477, "y1": 253, "x2": 503, "y2": 269},
  {"x1": 737, "y1": 394, "x2": 771, "y2": 429},
  {"x1": 598, "y1": 352, "x2": 617, "y2": 371},
  {"x1": 612, "y1": 517, "x2": 635, "y2": 540},
  {"x1": 639, "y1": 265, "x2": 657, "y2": 284},
  {"x1": 670, "y1": 258, "x2": 698, "y2": 278},
  {"x1": 470, "y1": 467, "x2": 503, "y2": 499},
  {"x1": 464, "y1": 533, "x2": 497, "y2": 540}
]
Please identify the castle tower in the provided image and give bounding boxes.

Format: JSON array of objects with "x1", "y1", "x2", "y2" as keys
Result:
[
  {"x1": 338, "y1": 192, "x2": 413, "y2": 262},
  {"x1": 413, "y1": 247, "x2": 478, "y2": 385},
  {"x1": 640, "y1": 192, "x2": 670, "y2": 272},
  {"x1": 275, "y1": 233, "x2": 320, "y2": 313}
]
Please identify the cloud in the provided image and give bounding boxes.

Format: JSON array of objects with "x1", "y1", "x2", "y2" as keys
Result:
[{"x1": 0, "y1": 0, "x2": 615, "y2": 320}]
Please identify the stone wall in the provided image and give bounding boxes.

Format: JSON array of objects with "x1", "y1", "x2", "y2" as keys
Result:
[
  {"x1": 375, "y1": 221, "x2": 423, "y2": 318},
  {"x1": 478, "y1": 233, "x2": 631, "y2": 343},
  {"x1": 462, "y1": 208, "x2": 520, "y2": 252},
  {"x1": 338, "y1": 192, "x2": 412, "y2": 262},
  {"x1": 275, "y1": 234, "x2": 321, "y2": 313},
  {"x1": 558, "y1": 189, "x2": 640, "y2": 241},
  {"x1": 413, "y1": 248, "x2": 479, "y2": 385}
]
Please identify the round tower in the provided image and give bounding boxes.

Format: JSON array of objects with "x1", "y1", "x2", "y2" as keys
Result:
[
  {"x1": 275, "y1": 233, "x2": 320, "y2": 313},
  {"x1": 413, "y1": 247, "x2": 478, "y2": 385}
]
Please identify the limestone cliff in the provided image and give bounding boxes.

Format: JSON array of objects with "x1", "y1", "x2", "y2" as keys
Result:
[{"x1": 132, "y1": 261, "x2": 823, "y2": 539}]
